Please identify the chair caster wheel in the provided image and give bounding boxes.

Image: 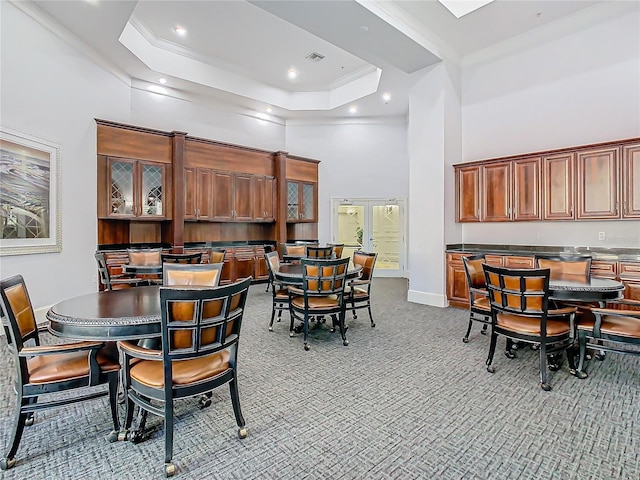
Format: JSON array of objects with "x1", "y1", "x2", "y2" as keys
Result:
[
  {"x1": 268, "y1": 326, "x2": 273, "y2": 332},
  {"x1": 541, "y1": 383, "x2": 552, "y2": 392},
  {"x1": 370, "y1": 322, "x2": 375, "y2": 328},
  {"x1": 304, "y1": 344, "x2": 310, "y2": 351},
  {"x1": 343, "y1": 340, "x2": 349, "y2": 346},
  {"x1": 595, "y1": 353, "x2": 606, "y2": 361},
  {"x1": 289, "y1": 332, "x2": 295, "y2": 337},
  {"x1": 480, "y1": 328, "x2": 487, "y2": 335},
  {"x1": 198, "y1": 396, "x2": 212, "y2": 409},
  {"x1": 0, "y1": 457, "x2": 16, "y2": 470},
  {"x1": 505, "y1": 350, "x2": 516, "y2": 359},
  {"x1": 25, "y1": 414, "x2": 34, "y2": 426},
  {"x1": 108, "y1": 430, "x2": 119, "y2": 443},
  {"x1": 238, "y1": 427, "x2": 248, "y2": 439},
  {"x1": 569, "y1": 369, "x2": 588, "y2": 379},
  {"x1": 117, "y1": 430, "x2": 128, "y2": 442},
  {"x1": 462, "y1": 337, "x2": 469, "y2": 343},
  {"x1": 330, "y1": 327, "x2": 336, "y2": 333},
  {"x1": 165, "y1": 462, "x2": 176, "y2": 477},
  {"x1": 487, "y1": 365, "x2": 495, "y2": 373}
]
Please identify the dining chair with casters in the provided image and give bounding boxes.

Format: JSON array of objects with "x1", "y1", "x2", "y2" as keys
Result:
[
  {"x1": 209, "y1": 248, "x2": 226, "y2": 264},
  {"x1": 461, "y1": 254, "x2": 491, "y2": 343},
  {"x1": 0, "y1": 274, "x2": 121, "y2": 471},
  {"x1": 95, "y1": 252, "x2": 146, "y2": 290},
  {"x1": 327, "y1": 243, "x2": 344, "y2": 258},
  {"x1": 345, "y1": 251, "x2": 378, "y2": 327},
  {"x1": 288, "y1": 257, "x2": 350, "y2": 351},
  {"x1": 162, "y1": 263, "x2": 224, "y2": 287},
  {"x1": 160, "y1": 252, "x2": 203, "y2": 264},
  {"x1": 128, "y1": 248, "x2": 163, "y2": 284},
  {"x1": 306, "y1": 246, "x2": 333, "y2": 258},
  {"x1": 573, "y1": 303, "x2": 640, "y2": 378},
  {"x1": 534, "y1": 254, "x2": 592, "y2": 281},
  {"x1": 264, "y1": 251, "x2": 290, "y2": 330},
  {"x1": 118, "y1": 277, "x2": 252, "y2": 477},
  {"x1": 482, "y1": 264, "x2": 579, "y2": 391}
]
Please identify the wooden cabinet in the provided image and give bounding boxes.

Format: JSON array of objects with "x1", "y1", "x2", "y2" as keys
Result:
[
  {"x1": 446, "y1": 253, "x2": 471, "y2": 308},
  {"x1": 184, "y1": 167, "x2": 214, "y2": 220},
  {"x1": 590, "y1": 260, "x2": 617, "y2": 279},
  {"x1": 254, "y1": 245, "x2": 269, "y2": 281},
  {"x1": 102, "y1": 157, "x2": 168, "y2": 219},
  {"x1": 512, "y1": 157, "x2": 541, "y2": 221},
  {"x1": 253, "y1": 175, "x2": 276, "y2": 222},
  {"x1": 503, "y1": 255, "x2": 534, "y2": 269},
  {"x1": 209, "y1": 171, "x2": 254, "y2": 222},
  {"x1": 576, "y1": 146, "x2": 619, "y2": 219},
  {"x1": 622, "y1": 143, "x2": 640, "y2": 218},
  {"x1": 456, "y1": 165, "x2": 481, "y2": 222},
  {"x1": 619, "y1": 262, "x2": 640, "y2": 301},
  {"x1": 542, "y1": 152, "x2": 574, "y2": 220},
  {"x1": 287, "y1": 181, "x2": 316, "y2": 222},
  {"x1": 481, "y1": 163, "x2": 511, "y2": 222}
]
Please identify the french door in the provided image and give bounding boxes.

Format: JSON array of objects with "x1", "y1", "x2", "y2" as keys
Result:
[{"x1": 331, "y1": 198, "x2": 406, "y2": 277}]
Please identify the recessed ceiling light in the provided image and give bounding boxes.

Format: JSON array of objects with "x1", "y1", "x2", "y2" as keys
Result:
[
  {"x1": 349, "y1": 106, "x2": 357, "y2": 114},
  {"x1": 382, "y1": 92, "x2": 391, "y2": 102},
  {"x1": 147, "y1": 85, "x2": 168, "y2": 95},
  {"x1": 174, "y1": 26, "x2": 187, "y2": 36},
  {"x1": 287, "y1": 69, "x2": 298, "y2": 80},
  {"x1": 158, "y1": 78, "x2": 167, "y2": 84},
  {"x1": 266, "y1": 107, "x2": 273, "y2": 113}
]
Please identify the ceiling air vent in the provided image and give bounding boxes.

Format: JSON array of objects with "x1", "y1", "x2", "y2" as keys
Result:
[{"x1": 306, "y1": 52, "x2": 325, "y2": 63}]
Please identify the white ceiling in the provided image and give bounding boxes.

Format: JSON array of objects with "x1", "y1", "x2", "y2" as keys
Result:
[{"x1": 23, "y1": 0, "x2": 620, "y2": 121}]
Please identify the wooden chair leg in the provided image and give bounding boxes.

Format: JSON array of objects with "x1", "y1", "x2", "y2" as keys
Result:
[
  {"x1": 0, "y1": 397, "x2": 29, "y2": 470},
  {"x1": 486, "y1": 333, "x2": 498, "y2": 373},
  {"x1": 229, "y1": 375, "x2": 247, "y2": 439},
  {"x1": 463, "y1": 316, "x2": 474, "y2": 343}
]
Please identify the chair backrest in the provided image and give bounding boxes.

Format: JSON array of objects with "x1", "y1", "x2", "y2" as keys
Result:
[
  {"x1": 534, "y1": 254, "x2": 592, "y2": 280},
  {"x1": 95, "y1": 252, "x2": 115, "y2": 289},
  {"x1": 353, "y1": 251, "x2": 378, "y2": 281},
  {"x1": 163, "y1": 263, "x2": 224, "y2": 286},
  {"x1": 161, "y1": 252, "x2": 202, "y2": 264},
  {"x1": 264, "y1": 251, "x2": 280, "y2": 275},
  {"x1": 306, "y1": 246, "x2": 333, "y2": 258},
  {"x1": 0, "y1": 274, "x2": 40, "y2": 352},
  {"x1": 327, "y1": 244, "x2": 344, "y2": 258},
  {"x1": 482, "y1": 264, "x2": 551, "y2": 318},
  {"x1": 159, "y1": 277, "x2": 251, "y2": 361},
  {"x1": 462, "y1": 254, "x2": 487, "y2": 290},
  {"x1": 209, "y1": 248, "x2": 226, "y2": 264},
  {"x1": 301, "y1": 257, "x2": 350, "y2": 295},
  {"x1": 284, "y1": 244, "x2": 306, "y2": 256},
  {"x1": 128, "y1": 248, "x2": 162, "y2": 266}
]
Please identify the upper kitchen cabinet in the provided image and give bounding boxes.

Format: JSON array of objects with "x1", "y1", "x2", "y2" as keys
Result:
[
  {"x1": 623, "y1": 143, "x2": 640, "y2": 218},
  {"x1": 184, "y1": 167, "x2": 214, "y2": 221},
  {"x1": 575, "y1": 146, "x2": 619, "y2": 219},
  {"x1": 99, "y1": 157, "x2": 169, "y2": 220},
  {"x1": 455, "y1": 165, "x2": 481, "y2": 222},
  {"x1": 542, "y1": 152, "x2": 574, "y2": 220},
  {"x1": 512, "y1": 157, "x2": 541, "y2": 221},
  {"x1": 481, "y1": 162, "x2": 511, "y2": 222},
  {"x1": 286, "y1": 156, "x2": 319, "y2": 223},
  {"x1": 211, "y1": 171, "x2": 253, "y2": 222},
  {"x1": 254, "y1": 175, "x2": 276, "y2": 222}
]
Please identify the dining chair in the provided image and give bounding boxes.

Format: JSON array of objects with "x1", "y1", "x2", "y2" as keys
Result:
[
  {"x1": 482, "y1": 264, "x2": 578, "y2": 391},
  {"x1": 345, "y1": 251, "x2": 378, "y2": 327},
  {"x1": 461, "y1": 254, "x2": 491, "y2": 343},
  {"x1": 306, "y1": 246, "x2": 333, "y2": 258},
  {"x1": 327, "y1": 243, "x2": 344, "y2": 258},
  {"x1": 160, "y1": 252, "x2": 203, "y2": 264},
  {"x1": 284, "y1": 244, "x2": 306, "y2": 256},
  {"x1": 118, "y1": 278, "x2": 252, "y2": 477},
  {"x1": 534, "y1": 254, "x2": 592, "y2": 280},
  {"x1": 162, "y1": 262, "x2": 224, "y2": 287},
  {"x1": 264, "y1": 251, "x2": 290, "y2": 330},
  {"x1": 288, "y1": 257, "x2": 350, "y2": 351},
  {"x1": 95, "y1": 252, "x2": 146, "y2": 290},
  {"x1": 128, "y1": 248, "x2": 162, "y2": 266},
  {"x1": 209, "y1": 248, "x2": 226, "y2": 264},
  {"x1": 0, "y1": 275, "x2": 120, "y2": 471}
]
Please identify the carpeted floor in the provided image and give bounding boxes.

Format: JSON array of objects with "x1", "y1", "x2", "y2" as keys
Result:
[{"x1": 1, "y1": 278, "x2": 639, "y2": 479}]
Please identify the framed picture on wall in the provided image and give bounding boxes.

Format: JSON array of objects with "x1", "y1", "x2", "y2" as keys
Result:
[{"x1": 0, "y1": 126, "x2": 62, "y2": 256}]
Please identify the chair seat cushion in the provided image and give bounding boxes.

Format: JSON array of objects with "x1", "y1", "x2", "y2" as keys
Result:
[
  {"x1": 497, "y1": 313, "x2": 570, "y2": 336},
  {"x1": 28, "y1": 348, "x2": 120, "y2": 384},
  {"x1": 291, "y1": 295, "x2": 339, "y2": 310},
  {"x1": 472, "y1": 296, "x2": 490, "y2": 311},
  {"x1": 130, "y1": 350, "x2": 230, "y2": 387},
  {"x1": 577, "y1": 314, "x2": 640, "y2": 339},
  {"x1": 348, "y1": 287, "x2": 369, "y2": 299},
  {"x1": 274, "y1": 288, "x2": 289, "y2": 300}
]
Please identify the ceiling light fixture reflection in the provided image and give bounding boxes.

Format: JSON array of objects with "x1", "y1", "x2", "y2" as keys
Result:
[
  {"x1": 266, "y1": 107, "x2": 273, "y2": 113},
  {"x1": 158, "y1": 78, "x2": 167, "y2": 84},
  {"x1": 349, "y1": 106, "x2": 357, "y2": 114},
  {"x1": 287, "y1": 69, "x2": 298, "y2": 80},
  {"x1": 256, "y1": 112, "x2": 270, "y2": 121},
  {"x1": 174, "y1": 26, "x2": 187, "y2": 36},
  {"x1": 382, "y1": 92, "x2": 391, "y2": 103}
]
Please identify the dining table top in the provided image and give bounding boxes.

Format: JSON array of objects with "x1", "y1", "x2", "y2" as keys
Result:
[
  {"x1": 548, "y1": 275, "x2": 624, "y2": 302},
  {"x1": 47, "y1": 285, "x2": 162, "y2": 341}
]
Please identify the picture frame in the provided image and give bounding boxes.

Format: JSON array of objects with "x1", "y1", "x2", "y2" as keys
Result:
[{"x1": 0, "y1": 126, "x2": 62, "y2": 256}]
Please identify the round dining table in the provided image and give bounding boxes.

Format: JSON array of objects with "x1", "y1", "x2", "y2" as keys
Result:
[
  {"x1": 548, "y1": 276, "x2": 624, "y2": 303},
  {"x1": 47, "y1": 286, "x2": 162, "y2": 341}
]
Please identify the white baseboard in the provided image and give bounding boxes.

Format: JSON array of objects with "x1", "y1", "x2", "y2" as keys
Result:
[{"x1": 407, "y1": 289, "x2": 449, "y2": 308}]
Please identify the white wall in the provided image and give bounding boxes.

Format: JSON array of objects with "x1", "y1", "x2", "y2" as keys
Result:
[
  {"x1": 285, "y1": 117, "x2": 409, "y2": 245},
  {"x1": 458, "y1": 4, "x2": 640, "y2": 248},
  {"x1": 0, "y1": 3, "x2": 131, "y2": 315}
]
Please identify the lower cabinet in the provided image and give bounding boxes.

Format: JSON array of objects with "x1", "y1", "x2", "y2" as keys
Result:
[{"x1": 619, "y1": 262, "x2": 640, "y2": 301}]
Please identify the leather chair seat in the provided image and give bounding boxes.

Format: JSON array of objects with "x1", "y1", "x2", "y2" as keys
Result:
[
  {"x1": 130, "y1": 350, "x2": 230, "y2": 387},
  {"x1": 497, "y1": 312, "x2": 571, "y2": 336},
  {"x1": 274, "y1": 288, "x2": 289, "y2": 300},
  {"x1": 27, "y1": 348, "x2": 120, "y2": 384},
  {"x1": 472, "y1": 296, "x2": 490, "y2": 311},
  {"x1": 291, "y1": 295, "x2": 339, "y2": 310},
  {"x1": 577, "y1": 314, "x2": 640, "y2": 338}
]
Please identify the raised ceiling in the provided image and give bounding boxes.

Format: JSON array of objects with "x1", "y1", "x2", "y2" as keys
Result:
[{"x1": 24, "y1": 0, "x2": 621, "y2": 120}]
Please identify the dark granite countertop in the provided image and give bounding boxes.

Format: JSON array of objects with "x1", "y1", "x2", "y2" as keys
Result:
[{"x1": 446, "y1": 244, "x2": 640, "y2": 262}]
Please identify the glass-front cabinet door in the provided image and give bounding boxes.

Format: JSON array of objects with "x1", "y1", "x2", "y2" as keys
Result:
[
  {"x1": 287, "y1": 180, "x2": 316, "y2": 222},
  {"x1": 301, "y1": 183, "x2": 315, "y2": 220},
  {"x1": 287, "y1": 181, "x2": 299, "y2": 220},
  {"x1": 107, "y1": 157, "x2": 165, "y2": 219}
]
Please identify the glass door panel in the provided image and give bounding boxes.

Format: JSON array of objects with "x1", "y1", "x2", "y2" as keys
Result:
[
  {"x1": 302, "y1": 183, "x2": 315, "y2": 220},
  {"x1": 371, "y1": 204, "x2": 400, "y2": 270},
  {"x1": 110, "y1": 160, "x2": 134, "y2": 216},
  {"x1": 287, "y1": 182, "x2": 299, "y2": 220}
]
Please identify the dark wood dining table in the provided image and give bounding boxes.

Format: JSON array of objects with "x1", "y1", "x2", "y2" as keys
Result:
[{"x1": 549, "y1": 275, "x2": 624, "y2": 304}]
